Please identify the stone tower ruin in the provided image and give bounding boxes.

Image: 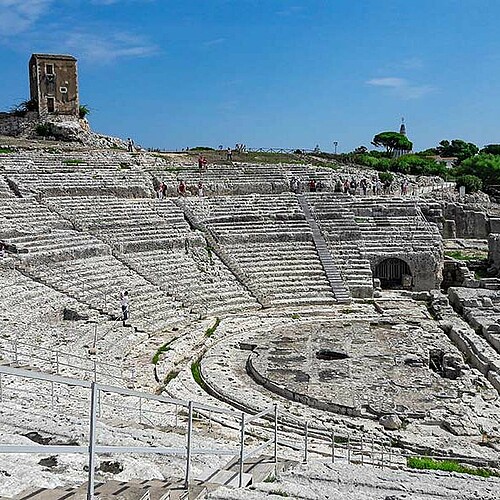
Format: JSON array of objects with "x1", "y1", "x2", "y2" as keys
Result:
[{"x1": 29, "y1": 54, "x2": 79, "y2": 117}]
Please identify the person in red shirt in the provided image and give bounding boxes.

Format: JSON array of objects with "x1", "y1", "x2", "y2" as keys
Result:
[{"x1": 178, "y1": 180, "x2": 187, "y2": 196}]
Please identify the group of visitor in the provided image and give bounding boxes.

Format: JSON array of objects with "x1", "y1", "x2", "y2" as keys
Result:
[
  {"x1": 289, "y1": 177, "x2": 325, "y2": 193},
  {"x1": 331, "y1": 176, "x2": 414, "y2": 196},
  {"x1": 156, "y1": 180, "x2": 205, "y2": 198}
]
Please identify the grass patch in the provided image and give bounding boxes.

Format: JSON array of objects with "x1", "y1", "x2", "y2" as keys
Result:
[
  {"x1": 62, "y1": 159, "x2": 85, "y2": 166},
  {"x1": 205, "y1": 317, "x2": 220, "y2": 337},
  {"x1": 475, "y1": 269, "x2": 488, "y2": 279},
  {"x1": 291, "y1": 313, "x2": 300, "y2": 319},
  {"x1": 340, "y1": 308, "x2": 354, "y2": 314},
  {"x1": 0, "y1": 148, "x2": 14, "y2": 154},
  {"x1": 163, "y1": 370, "x2": 179, "y2": 385},
  {"x1": 263, "y1": 474, "x2": 277, "y2": 483},
  {"x1": 407, "y1": 456, "x2": 499, "y2": 478},
  {"x1": 445, "y1": 250, "x2": 488, "y2": 261},
  {"x1": 119, "y1": 162, "x2": 131, "y2": 169},
  {"x1": 191, "y1": 360, "x2": 207, "y2": 390},
  {"x1": 152, "y1": 337, "x2": 178, "y2": 365}
]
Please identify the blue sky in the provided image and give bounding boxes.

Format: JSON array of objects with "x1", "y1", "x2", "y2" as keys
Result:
[{"x1": 0, "y1": 0, "x2": 499, "y2": 152}]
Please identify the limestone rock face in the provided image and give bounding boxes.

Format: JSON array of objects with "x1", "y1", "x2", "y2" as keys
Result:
[
  {"x1": 0, "y1": 112, "x2": 125, "y2": 148},
  {"x1": 442, "y1": 352, "x2": 464, "y2": 379},
  {"x1": 379, "y1": 414, "x2": 402, "y2": 430}
]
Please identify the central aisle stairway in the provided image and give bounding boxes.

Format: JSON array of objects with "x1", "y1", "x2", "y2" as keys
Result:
[{"x1": 297, "y1": 195, "x2": 351, "y2": 303}]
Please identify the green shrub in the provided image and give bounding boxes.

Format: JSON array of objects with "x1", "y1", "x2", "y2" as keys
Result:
[
  {"x1": 35, "y1": 123, "x2": 52, "y2": 137},
  {"x1": 0, "y1": 148, "x2": 14, "y2": 154},
  {"x1": 456, "y1": 154, "x2": 500, "y2": 187},
  {"x1": 378, "y1": 171, "x2": 394, "y2": 184},
  {"x1": 190, "y1": 146, "x2": 215, "y2": 151},
  {"x1": 10, "y1": 99, "x2": 37, "y2": 116},
  {"x1": 79, "y1": 105, "x2": 91, "y2": 119},
  {"x1": 456, "y1": 174, "x2": 482, "y2": 193}
]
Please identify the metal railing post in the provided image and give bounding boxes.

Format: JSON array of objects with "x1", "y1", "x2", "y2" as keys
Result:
[
  {"x1": 303, "y1": 421, "x2": 308, "y2": 464},
  {"x1": 273, "y1": 404, "x2": 278, "y2": 464},
  {"x1": 51, "y1": 381, "x2": 55, "y2": 410},
  {"x1": 331, "y1": 432, "x2": 335, "y2": 463},
  {"x1": 238, "y1": 412, "x2": 246, "y2": 488},
  {"x1": 347, "y1": 434, "x2": 351, "y2": 463},
  {"x1": 139, "y1": 397, "x2": 142, "y2": 424},
  {"x1": 184, "y1": 402, "x2": 193, "y2": 489},
  {"x1": 0, "y1": 373, "x2": 2, "y2": 402},
  {"x1": 87, "y1": 383, "x2": 98, "y2": 500},
  {"x1": 55, "y1": 351, "x2": 59, "y2": 374},
  {"x1": 360, "y1": 435, "x2": 364, "y2": 465},
  {"x1": 371, "y1": 436, "x2": 374, "y2": 466},
  {"x1": 13, "y1": 338, "x2": 18, "y2": 364}
]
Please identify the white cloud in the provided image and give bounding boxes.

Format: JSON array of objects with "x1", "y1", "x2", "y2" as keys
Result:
[
  {"x1": 366, "y1": 76, "x2": 435, "y2": 100},
  {"x1": 366, "y1": 77, "x2": 407, "y2": 88},
  {"x1": 64, "y1": 31, "x2": 157, "y2": 62},
  {"x1": 202, "y1": 38, "x2": 226, "y2": 48},
  {"x1": 0, "y1": 0, "x2": 157, "y2": 63},
  {"x1": 0, "y1": 0, "x2": 53, "y2": 36}
]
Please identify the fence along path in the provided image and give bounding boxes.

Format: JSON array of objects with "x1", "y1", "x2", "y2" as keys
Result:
[{"x1": 1, "y1": 363, "x2": 496, "y2": 499}]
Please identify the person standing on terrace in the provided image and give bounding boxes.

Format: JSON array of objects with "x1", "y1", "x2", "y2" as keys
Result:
[
  {"x1": 178, "y1": 180, "x2": 187, "y2": 196},
  {"x1": 120, "y1": 291, "x2": 129, "y2": 327}
]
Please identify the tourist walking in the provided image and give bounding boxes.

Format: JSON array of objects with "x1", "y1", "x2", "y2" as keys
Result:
[
  {"x1": 197, "y1": 181, "x2": 204, "y2": 197},
  {"x1": 120, "y1": 291, "x2": 129, "y2": 327},
  {"x1": 226, "y1": 147, "x2": 232, "y2": 161},
  {"x1": 177, "y1": 180, "x2": 187, "y2": 197},
  {"x1": 127, "y1": 138, "x2": 134, "y2": 152},
  {"x1": 309, "y1": 179, "x2": 316, "y2": 192},
  {"x1": 157, "y1": 182, "x2": 164, "y2": 200}
]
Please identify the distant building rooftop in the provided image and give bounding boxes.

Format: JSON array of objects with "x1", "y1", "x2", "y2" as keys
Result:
[{"x1": 30, "y1": 54, "x2": 77, "y2": 61}]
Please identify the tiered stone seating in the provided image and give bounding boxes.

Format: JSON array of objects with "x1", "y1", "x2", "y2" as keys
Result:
[
  {"x1": 5, "y1": 229, "x2": 110, "y2": 261},
  {"x1": 46, "y1": 196, "x2": 194, "y2": 252},
  {"x1": 0, "y1": 198, "x2": 69, "y2": 240},
  {"x1": 6, "y1": 169, "x2": 152, "y2": 198},
  {"x1": 0, "y1": 175, "x2": 14, "y2": 197},
  {"x1": 0, "y1": 268, "x2": 98, "y2": 354},
  {"x1": 185, "y1": 194, "x2": 308, "y2": 243},
  {"x1": 27, "y1": 254, "x2": 190, "y2": 333},
  {"x1": 306, "y1": 193, "x2": 442, "y2": 296},
  {"x1": 183, "y1": 194, "x2": 337, "y2": 308},
  {"x1": 0, "y1": 151, "x2": 156, "y2": 173},
  {"x1": 229, "y1": 241, "x2": 337, "y2": 307},
  {"x1": 303, "y1": 193, "x2": 373, "y2": 297},
  {"x1": 283, "y1": 163, "x2": 335, "y2": 188},
  {"x1": 151, "y1": 163, "x2": 289, "y2": 195},
  {"x1": 121, "y1": 247, "x2": 260, "y2": 316}
]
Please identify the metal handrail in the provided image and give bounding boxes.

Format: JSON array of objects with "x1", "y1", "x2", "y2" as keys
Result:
[{"x1": 0, "y1": 337, "x2": 127, "y2": 385}]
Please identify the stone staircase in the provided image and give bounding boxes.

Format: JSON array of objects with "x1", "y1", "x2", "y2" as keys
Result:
[
  {"x1": 297, "y1": 194, "x2": 351, "y2": 303},
  {"x1": 3, "y1": 456, "x2": 290, "y2": 500}
]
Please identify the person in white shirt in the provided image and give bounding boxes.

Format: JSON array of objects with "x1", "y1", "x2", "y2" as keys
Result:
[{"x1": 120, "y1": 291, "x2": 129, "y2": 326}]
